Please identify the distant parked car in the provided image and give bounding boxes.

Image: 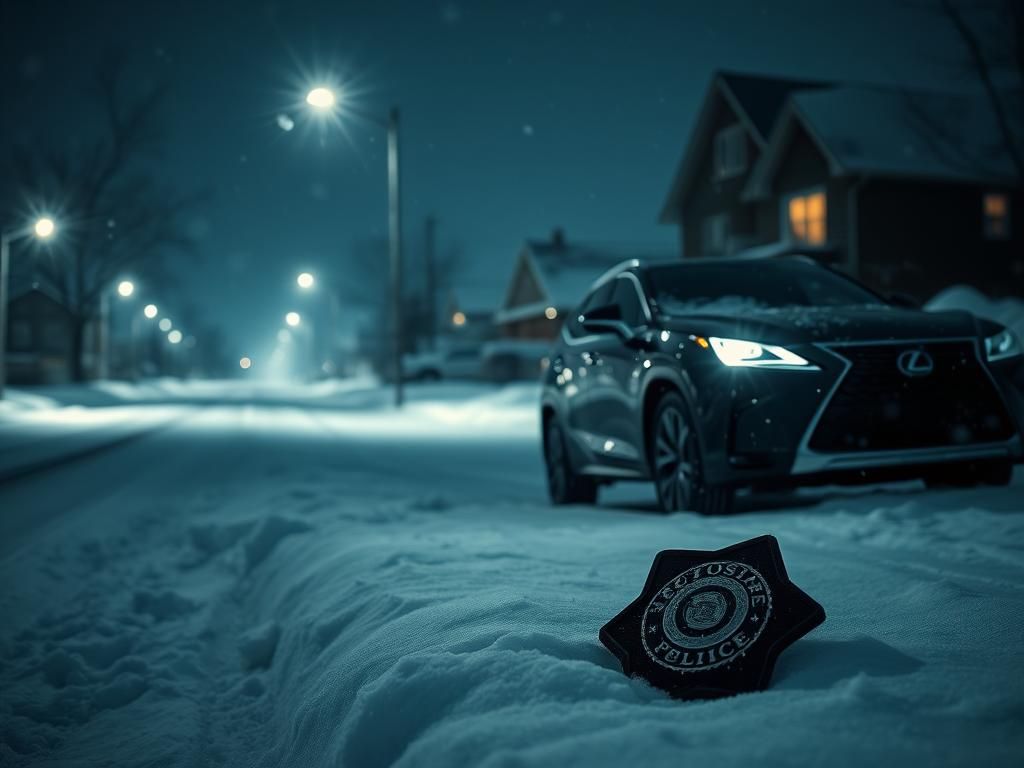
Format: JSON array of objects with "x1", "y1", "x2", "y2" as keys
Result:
[
  {"x1": 403, "y1": 347, "x2": 483, "y2": 381},
  {"x1": 480, "y1": 339, "x2": 552, "y2": 382},
  {"x1": 542, "y1": 256, "x2": 1024, "y2": 514}
]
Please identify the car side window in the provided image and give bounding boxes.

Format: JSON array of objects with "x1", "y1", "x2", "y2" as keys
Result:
[
  {"x1": 612, "y1": 276, "x2": 646, "y2": 327},
  {"x1": 567, "y1": 282, "x2": 614, "y2": 337}
]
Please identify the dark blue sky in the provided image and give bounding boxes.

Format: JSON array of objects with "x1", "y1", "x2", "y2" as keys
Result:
[{"x1": 2, "y1": 0, "x2": 968, "y2": 357}]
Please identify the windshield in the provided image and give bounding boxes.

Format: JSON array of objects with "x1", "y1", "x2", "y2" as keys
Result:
[{"x1": 647, "y1": 260, "x2": 884, "y2": 315}]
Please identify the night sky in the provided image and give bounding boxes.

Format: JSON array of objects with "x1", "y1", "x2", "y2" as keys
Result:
[{"x1": 1, "y1": 0, "x2": 970, "y2": 359}]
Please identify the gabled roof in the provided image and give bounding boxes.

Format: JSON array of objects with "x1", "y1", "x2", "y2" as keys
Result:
[
  {"x1": 744, "y1": 84, "x2": 1019, "y2": 198},
  {"x1": 497, "y1": 237, "x2": 674, "y2": 323},
  {"x1": 659, "y1": 71, "x2": 829, "y2": 223}
]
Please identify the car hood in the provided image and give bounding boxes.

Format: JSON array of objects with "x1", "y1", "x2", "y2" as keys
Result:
[{"x1": 659, "y1": 305, "x2": 982, "y2": 345}]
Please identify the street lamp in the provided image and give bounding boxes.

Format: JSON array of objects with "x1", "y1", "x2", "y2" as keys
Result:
[
  {"x1": 1, "y1": 216, "x2": 57, "y2": 399},
  {"x1": 303, "y1": 84, "x2": 404, "y2": 406}
]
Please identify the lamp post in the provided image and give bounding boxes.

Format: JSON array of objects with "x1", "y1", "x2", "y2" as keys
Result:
[
  {"x1": 304, "y1": 87, "x2": 404, "y2": 406},
  {"x1": 0, "y1": 216, "x2": 56, "y2": 399}
]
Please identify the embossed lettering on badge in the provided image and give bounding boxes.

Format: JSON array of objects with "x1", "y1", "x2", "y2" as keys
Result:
[{"x1": 600, "y1": 535, "x2": 824, "y2": 699}]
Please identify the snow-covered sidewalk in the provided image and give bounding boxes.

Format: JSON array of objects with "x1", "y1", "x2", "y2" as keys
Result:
[{"x1": 0, "y1": 385, "x2": 1021, "y2": 767}]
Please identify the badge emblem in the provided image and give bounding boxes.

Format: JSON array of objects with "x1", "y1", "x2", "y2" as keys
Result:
[
  {"x1": 897, "y1": 349, "x2": 934, "y2": 377},
  {"x1": 600, "y1": 535, "x2": 824, "y2": 699},
  {"x1": 642, "y1": 560, "x2": 771, "y2": 672}
]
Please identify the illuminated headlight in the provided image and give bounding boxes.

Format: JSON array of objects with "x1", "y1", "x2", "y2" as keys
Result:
[
  {"x1": 708, "y1": 337, "x2": 819, "y2": 370},
  {"x1": 984, "y1": 328, "x2": 1022, "y2": 362}
]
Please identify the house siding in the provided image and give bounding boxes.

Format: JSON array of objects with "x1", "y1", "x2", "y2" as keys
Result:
[
  {"x1": 681, "y1": 98, "x2": 762, "y2": 258},
  {"x1": 857, "y1": 181, "x2": 1024, "y2": 300}
]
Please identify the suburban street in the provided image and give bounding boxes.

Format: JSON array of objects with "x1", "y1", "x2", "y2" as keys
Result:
[{"x1": 1, "y1": 382, "x2": 1022, "y2": 767}]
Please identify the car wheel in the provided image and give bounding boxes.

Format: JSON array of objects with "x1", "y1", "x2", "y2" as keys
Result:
[
  {"x1": 545, "y1": 420, "x2": 598, "y2": 505},
  {"x1": 650, "y1": 392, "x2": 733, "y2": 515}
]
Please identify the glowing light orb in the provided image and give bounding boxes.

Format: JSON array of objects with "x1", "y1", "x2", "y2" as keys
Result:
[
  {"x1": 285, "y1": 311, "x2": 301, "y2": 327},
  {"x1": 452, "y1": 311, "x2": 466, "y2": 327},
  {"x1": 297, "y1": 272, "x2": 315, "y2": 289},
  {"x1": 544, "y1": 306, "x2": 558, "y2": 320},
  {"x1": 34, "y1": 217, "x2": 56, "y2": 239},
  {"x1": 159, "y1": 318, "x2": 173, "y2": 332},
  {"x1": 143, "y1": 304, "x2": 158, "y2": 319},
  {"x1": 239, "y1": 356, "x2": 253, "y2": 370},
  {"x1": 168, "y1": 330, "x2": 183, "y2": 344},
  {"x1": 306, "y1": 87, "x2": 336, "y2": 110},
  {"x1": 117, "y1": 280, "x2": 135, "y2": 298}
]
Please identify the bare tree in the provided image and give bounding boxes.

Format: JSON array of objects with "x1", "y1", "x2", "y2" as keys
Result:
[
  {"x1": 9, "y1": 50, "x2": 202, "y2": 380},
  {"x1": 938, "y1": 0, "x2": 1024, "y2": 182}
]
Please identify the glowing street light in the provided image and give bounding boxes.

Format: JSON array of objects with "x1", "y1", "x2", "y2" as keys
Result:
[
  {"x1": 117, "y1": 280, "x2": 135, "y2": 298},
  {"x1": 159, "y1": 318, "x2": 173, "y2": 332},
  {"x1": 297, "y1": 79, "x2": 404, "y2": 406},
  {"x1": 285, "y1": 311, "x2": 301, "y2": 327},
  {"x1": 167, "y1": 329, "x2": 183, "y2": 344},
  {"x1": 297, "y1": 272, "x2": 315, "y2": 290},
  {"x1": 1, "y1": 215, "x2": 59, "y2": 399},
  {"x1": 305, "y1": 86, "x2": 337, "y2": 111},
  {"x1": 143, "y1": 304, "x2": 159, "y2": 319},
  {"x1": 34, "y1": 217, "x2": 56, "y2": 239}
]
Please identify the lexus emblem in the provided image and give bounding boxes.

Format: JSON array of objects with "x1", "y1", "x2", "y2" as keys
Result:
[{"x1": 897, "y1": 349, "x2": 934, "y2": 377}]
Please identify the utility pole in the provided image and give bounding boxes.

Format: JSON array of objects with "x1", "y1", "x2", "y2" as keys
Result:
[
  {"x1": 424, "y1": 216, "x2": 437, "y2": 351},
  {"x1": 387, "y1": 107, "x2": 404, "y2": 407}
]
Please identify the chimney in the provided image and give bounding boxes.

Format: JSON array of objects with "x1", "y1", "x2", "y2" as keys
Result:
[{"x1": 551, "y1": 228, "x2": 566, "y2": 250}]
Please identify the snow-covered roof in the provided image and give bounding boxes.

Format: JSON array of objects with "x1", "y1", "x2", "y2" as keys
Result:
[{"x1": 744, "y1": 84, "x2": 1019, "y2": 198}]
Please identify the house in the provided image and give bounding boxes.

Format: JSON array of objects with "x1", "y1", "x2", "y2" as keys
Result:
[
  {"x1": 496, "y1": 230, "x2": 673, "y2": 340},
  {"x1": 660, "y1": 71, "x2": 1023, "y2": 300},
  {"x1": 4, "y1": 285, "x2": 76, "y2": 384}
]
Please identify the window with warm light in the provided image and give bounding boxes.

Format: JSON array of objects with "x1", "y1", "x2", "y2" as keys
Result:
[
  {"x1": 983, "y1": 192, "x2": 1010, "y2": 240},
  {"x1": 786, "y1": 190, "x2": 827, "y2": 246}
]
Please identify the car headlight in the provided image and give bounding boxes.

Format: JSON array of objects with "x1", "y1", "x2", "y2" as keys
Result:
[
  {"x1": 708, "y1": 337, "x2": 820, "y2": 370},
  {"x1": 984, "y1": 328, "x2": 1022, "y2": 362}
]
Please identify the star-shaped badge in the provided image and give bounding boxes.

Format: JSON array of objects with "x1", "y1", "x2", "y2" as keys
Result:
[{"x1": 600, "y1": 534, "x2": 825, "y2": 699}]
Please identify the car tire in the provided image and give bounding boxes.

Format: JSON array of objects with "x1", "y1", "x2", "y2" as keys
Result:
[
  {"x1": 924, "y1": 459, "x2": 1012, "y2": 489},
  {"x1": 649, "y1": 392, "x2": 733, "y2": 515},
  {"x1": 545, "y1": 420, "x2": 598, "y2": 505}
]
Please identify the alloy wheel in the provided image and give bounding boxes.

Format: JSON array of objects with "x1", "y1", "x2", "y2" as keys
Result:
[{"x1": 654, "y1": 404, "x2": 700, "y2": 511}]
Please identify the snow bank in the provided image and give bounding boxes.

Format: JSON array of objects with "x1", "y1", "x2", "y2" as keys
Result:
[
  {"x1": 1, "y1": 387, "x2": 1022, "y2": 767},
  {"x1": 927, "y1": 284, "x2": 1024, "y2": 340}
]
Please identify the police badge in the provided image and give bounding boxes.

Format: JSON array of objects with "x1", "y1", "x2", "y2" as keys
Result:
[{"x1": 600, "y1": 535, "x2": 825, "y2": 699}]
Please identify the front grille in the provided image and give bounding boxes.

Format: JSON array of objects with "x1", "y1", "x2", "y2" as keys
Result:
[{"x1": 808, "y1": 341, "x2": 1015, "y2": 452}]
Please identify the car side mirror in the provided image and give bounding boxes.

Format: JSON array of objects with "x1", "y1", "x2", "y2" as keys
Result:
[
  {"x1": 888, "y1": 292, "x2": 920, "y2": 309},
  {"x1": 581, "y1": 304, "x2": 651, "y2": 346}
]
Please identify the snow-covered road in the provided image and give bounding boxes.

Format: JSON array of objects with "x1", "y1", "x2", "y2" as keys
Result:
[{"x1": 0, "y1": 382, "x2": 1022, "y2": 767}]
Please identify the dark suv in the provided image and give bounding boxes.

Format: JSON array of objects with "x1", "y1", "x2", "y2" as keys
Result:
[{"x1": 541, "y1": 257, "x2": 1023, "y2": 514}]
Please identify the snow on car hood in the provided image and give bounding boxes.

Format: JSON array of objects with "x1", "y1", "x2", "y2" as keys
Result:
[{"x1": 660, "y1": 305, "x2": 980, "y2": 345}]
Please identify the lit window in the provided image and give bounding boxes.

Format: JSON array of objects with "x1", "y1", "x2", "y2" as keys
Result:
[
  {"x1": 983, "y1": 192, "x2": 1010, "y2": 240},
  {"x1": 787, "y1": 190, "x2": 827, "y2": 246},
  {"x1": 714, "y1": 124, "x2": 747, "y2": 179}
]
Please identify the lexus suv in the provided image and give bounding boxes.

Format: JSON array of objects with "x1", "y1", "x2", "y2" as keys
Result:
[{"x1": 541, "y1": 257, "x2": 1023, "y2": 514}]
